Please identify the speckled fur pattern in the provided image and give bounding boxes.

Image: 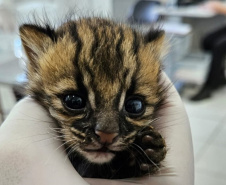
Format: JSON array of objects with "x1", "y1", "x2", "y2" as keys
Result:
[{"x1": 20, "y1": 17, "x2": 167, "y2": 178}]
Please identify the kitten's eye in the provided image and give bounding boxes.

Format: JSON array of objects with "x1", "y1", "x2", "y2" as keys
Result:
[
  {"x1": 63, "y1": 94, "x2": 86, "y2": 110},
  {"x1": 125, "y1": 97, "x2": 145, "y2": 116}
]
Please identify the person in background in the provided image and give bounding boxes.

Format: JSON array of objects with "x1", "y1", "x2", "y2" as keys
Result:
[{"x1": 191, "y1": 1, "x2": 226, "y2": 101}]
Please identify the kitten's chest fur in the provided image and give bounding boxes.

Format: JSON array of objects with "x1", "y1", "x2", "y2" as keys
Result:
[{"x1": 20, "y1": 17, "x2": 167, "y2": 178}]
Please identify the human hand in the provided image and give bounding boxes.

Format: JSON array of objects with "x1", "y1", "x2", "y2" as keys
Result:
[
  {"x1": 0, "y1": 74, "x2": 194, "y2": 185},
  {"x1": 202, "y1": 1, "x2": 226, "y2": 14}
]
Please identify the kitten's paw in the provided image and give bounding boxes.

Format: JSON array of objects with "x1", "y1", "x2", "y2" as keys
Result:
[{"x1": 135, "y1": 128, "x2": 167, "y2": 174}]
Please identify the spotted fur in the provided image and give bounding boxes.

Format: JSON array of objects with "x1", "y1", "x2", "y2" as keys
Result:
[{"x1": 20, "y1": 17, "x2": 167, "y2": 178}]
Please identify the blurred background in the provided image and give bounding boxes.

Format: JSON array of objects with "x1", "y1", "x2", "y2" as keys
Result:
[{"x1": 0, "y1": 0, "x2": 226, "y2": 184}]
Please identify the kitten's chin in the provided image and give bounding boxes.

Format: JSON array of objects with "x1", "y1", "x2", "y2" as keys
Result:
[{"x1": 84, "y1": 151, "x2": 115, "y2": 164}]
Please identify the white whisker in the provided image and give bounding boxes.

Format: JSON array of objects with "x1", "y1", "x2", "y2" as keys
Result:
[{"x1": 131, "y1": 143, "x2": 160, "y2": 170}]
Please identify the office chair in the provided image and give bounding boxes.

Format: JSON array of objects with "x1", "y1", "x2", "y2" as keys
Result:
[{"x1": 127, "y1": 0, "x2": 161, "y2": 24}]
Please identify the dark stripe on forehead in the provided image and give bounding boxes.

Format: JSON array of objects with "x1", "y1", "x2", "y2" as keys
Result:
[
  {"x1": 132, "y1": 29, "x2": 139, "y2": 55},
  {"x1": 66, "y1": 22, "x2": 88, "y2": 98},
  {"x1": 116, "y1": 27, "x2": 124, "y2": 61},
  {"x1": 110, "y1": 24, "x2": 116, "y2": 39},
  {"x1": 94, "y1": 91, "x2": 101, "y2": 107},
  {"x1": 132, "y1": 30, "x2": 140, "y2": 83},
  {"x1": 68, "y1": 22, "x2": 82, "y2": 65},
  {"x1": 123, "y1": 69, "x2": 129, "y2": 83},
  {"x1": 88, "y1": 24, "x2": 99, "y2": 58},
  {"x1": 75, "y1": 70, "x2": 88, "y2": 98},
  {"x1": 126, "y1": 77, "x2": 136, "y2": 96},
  {"x1": 98, "y1": 19, "x2": 117, "y2": 45}
]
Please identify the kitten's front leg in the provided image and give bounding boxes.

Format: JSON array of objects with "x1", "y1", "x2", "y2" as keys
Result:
[{"x1": 131, "y1": 127, "x2": 167, "y2": 176}]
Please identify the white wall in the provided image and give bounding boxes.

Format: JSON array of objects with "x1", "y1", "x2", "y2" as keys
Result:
[
  {"x1": 4, "y1": 0, "x2": 138, "y2": 21},
  {"x1": 63, "y1": 0, "x2": 113, "y2": 17},
  {"x1": 92, "y1": 0, "x2": 113, "y2": 17},
  {"x1": 112, "y1": 0, "x2": 137, "y2": 21}
]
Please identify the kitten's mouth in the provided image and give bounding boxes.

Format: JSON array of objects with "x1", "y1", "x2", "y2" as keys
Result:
[
  {"x1": 85, "y1": 146, "x2": 113, "y2": 153},
  {"x1": 83, "y1": 147, "x2": 116, "y2": 163}
]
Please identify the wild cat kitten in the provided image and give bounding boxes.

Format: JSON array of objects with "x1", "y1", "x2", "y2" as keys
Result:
[{"x1": 19, "y1": 17, "x2": 167, "y2": 178}]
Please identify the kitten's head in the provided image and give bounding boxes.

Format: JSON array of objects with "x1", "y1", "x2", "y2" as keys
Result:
[{"x1": 20, "y1": 18, "x2": 166, "y2": 164}]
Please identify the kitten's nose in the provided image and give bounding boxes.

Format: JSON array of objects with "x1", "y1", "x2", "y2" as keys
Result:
[{"x1": 95, "y1": 131, "x2": 118, "y2": 144}]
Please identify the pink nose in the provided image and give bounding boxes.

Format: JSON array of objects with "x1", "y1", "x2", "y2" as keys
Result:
[{"x1": 95, "y1": 131, "x2": 118, "y2": 144}]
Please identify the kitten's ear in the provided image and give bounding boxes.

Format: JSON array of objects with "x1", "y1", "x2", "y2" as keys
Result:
[
  {"x1": 19, "y1": 24, "x2": 55, "y2": 65},
  {"x1": 144, "y1": 29, "x2": 167, "y2": 58},
  {"x1": 144, "y1": 29, "x2": 165, "y2": 43}
]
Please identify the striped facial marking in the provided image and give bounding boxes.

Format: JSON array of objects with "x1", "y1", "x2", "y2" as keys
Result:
[{"x1": 21, "y1": 18, "x2": 165, "y2": 164}]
